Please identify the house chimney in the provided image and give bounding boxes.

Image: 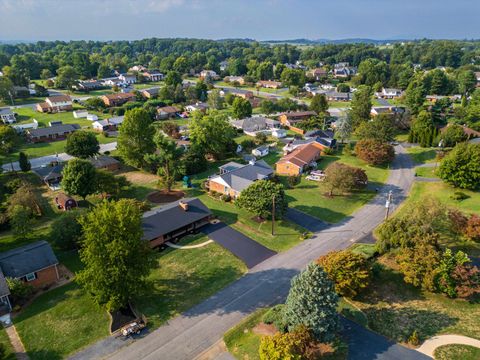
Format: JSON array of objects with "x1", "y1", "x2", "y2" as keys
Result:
[{"x1": 179, "y1": 200, "x2": 189, "y2": 211}]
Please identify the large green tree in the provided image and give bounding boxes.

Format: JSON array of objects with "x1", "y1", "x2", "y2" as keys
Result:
[
  {"x1": 232, "y1": 97, "x2": 252, "y2": 119},
  {"x1": 439, "y1": 124, "x2": 468, "y2": 147},
  {"x1": 283, "y1": 263, "x2": 339, "y2": 342},
  {"x1": 408, "y1": 110, "x2": 438, "y2": 147},
  {"x1": 61, "y1": 159, "x2": 97, "y2": 200},
  {"x1": 235, "y1": 180, "x2": 288, "y2": 219},
  {"x1": 117, "y1": 108, "x2": 155, "y2": 168},
  {"x1": 65, "y1": 131, "x2": 100, "y2": 159},
  {"x1": 348, "y1": 85, "x2": 372, "y2": 128},
  {"x1": 355, "y1": 139, "x2": 395, "y2": 165},
  {"x1": 355, "y1": 114, "x2": 397, "y2": 142},
  {"x1": 405, "y1": 75, "x2": 426, "y2": 115},
  {"x1": 438, "y1": 143, "x2": 480, "y2": 190},
  {"x1": 189, "y1": 111, "x2": 236, "y2": 159},
  {"x1": 77, "y1": 199, "x2": 156, "y2": 311},
  {"x1": 0, "y1": 125, "x2": 19, "y2": 155},
  {"x1": 309, "y1": 94, "x2": 328, "y2": 114},
  {"x1": 55, "y1": 65, "x2": 78, "y2": 89}
]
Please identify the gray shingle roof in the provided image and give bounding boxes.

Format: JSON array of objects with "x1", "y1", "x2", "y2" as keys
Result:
[
  {"x1": 27, "y1": 124, "x2": 80, "y2": 138},
  {"x1": 0, "y1": 271, "x2": 10, "y2": 297},
  {"x1": 33, "y1": 163, "x2": 65, "y2": 181},
  {"x1": 0, "y1": 108, "x2": 13, "y2": 116},
  {"x1": 142, "y1": 198, "x2": 212, "y2": 241},
  {"x1": 216, "y1": 160, "x2": 273, "y2": 192},
  {"x1": 231, "y1": 117, "x2": 279, "y2": 133},
  {"x1": 0, "y1": 241, "x2": 58, "y2": 278}
]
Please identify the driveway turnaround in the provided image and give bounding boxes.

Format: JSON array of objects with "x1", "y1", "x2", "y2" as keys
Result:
[
  {"x1": 286, "y1": 208, "x2": 329, "y2": 232},
  {"x1": 341, "y1": 318, "x2": 431, "y2": 360},
  {"x1": 202, "y1": 222, "x2": 276, "y2": 268},
  {"x1": 417, "y1": 334, "x2": 480, "y2": 358}
]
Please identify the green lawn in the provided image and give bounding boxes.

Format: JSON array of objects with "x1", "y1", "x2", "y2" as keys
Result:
[
  {"x1": 349, "y1": 258, "x2": 480, "y2": 344},
  {"x1": 0, "y1": 328, "x2": 17, "y2": 360},
  {"x1": 0, "y1": 96, "x2": 46, "y2": 106},
  {"x1": 414, "y1": 166, "x2": 439, "y2": 178},
  {"x1": 434, "y1": 344, "x2": 480, "y2": 360},
  {"x1": 406, "y1": 147, "x2": 438, "y2": 165},
  {"x1": 14, "y1": 282, "x2": 110, "y2": 360},
  {"x1": 329, "y1": 101, "x2": 351, "y2": 108},
  {"x1": 285, "y1": 153, "x2": 390, "y2": 223},
  {"x1": 133, "y1": 81, "x2": 165, "y2": 90},
  {"x1": 137, "y1": 234, "x2": 247, "y2": 329},
  {"x1": 13, "y1": 107, "x2": 103, "y2": 128},
  {"x1": 224, "y1": 308, "x2": 269, "y2": 360}
]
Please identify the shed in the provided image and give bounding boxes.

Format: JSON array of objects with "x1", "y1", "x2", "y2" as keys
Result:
[{"x1": 55, "y1": 193, "x2": 77, "y2": 211}]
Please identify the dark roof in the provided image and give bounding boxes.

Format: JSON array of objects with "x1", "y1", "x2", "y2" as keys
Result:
[
  {"x1": 142, "y1": 198, "x2": 212, "y2": 241},
  {"x1": 0, "y1": 270, "x2": 9, "y2": 297},
  {"x1": 304, "y1": 129, "x2": 334, "y2": 139},
  {"x1": 0, "y1": 241, "x2": 58, "y2": 278},
  {"x1": 88, "y1": 155, "x2": 120, "y2": 169},
  {"x1": 27, "y1": 124, "x2": 80, "y2": 138},
  {"x1": 33, "y1": 163, "x2": 65, "y2": 181},
  {"x1": 46, "y1": 95, "x2": 72, "y2": 103}
]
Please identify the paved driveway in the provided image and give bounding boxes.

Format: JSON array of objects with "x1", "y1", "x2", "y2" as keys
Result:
[
  {"x1": 286, "y1": 208, "x2": 329, "y2": 232},
  {"x1": 202, "y1": 222, "x2": 276, "y2": 269},
  {"x1": 341, "y1": 318, "x2": 430, "y2": 360}
]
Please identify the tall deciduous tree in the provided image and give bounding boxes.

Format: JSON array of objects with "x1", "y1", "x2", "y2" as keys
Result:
[
  {"x1": 348, "y1": 85, "x2": 372, "y2": 128},
  {"x1": 355, "y1": 139, "x2": 395, "y2": 165},
  {"x1": 318, "y1": 250, "x2": 372, "y2": 298},
  {"x1": 61, "y1": 159, "x2": 97, "y2": 200},
  {"x1": 65, "y1": 131, "x2": 100, "y2": 159},
  {"x1": 355, "y1": 114, "x2": 396, "y2": 142},
  {"x1": 55, "y1": 65, "x2": 78, "y2": 89},
  {"x1": 283, "y1": 263, "x2": 339, "y2": 342},
  {"x1": 189, "y1": 111, "x2": 236, "y2": 159},
  {"x1": 232, "y1": 97, "x2": 252, "y2": 119},
  {"x1": 77, "y1": 199, "x2": 156, "y2": 311},
  {"x1": 235, "y1": 180, "x2": 288, "y2": 219},
  {"x1": 0, "y1": 125, "x2": 19, "y2": 155},
  {"x1": 438, "y1": 143, "x2": 480, "y2": 190},
  {"x1": 323, "y1": 162, "x2": 368, "y2": 196},
  {"x1": 118, "y1": 108, "x2": 155, "y2": 168},
  {"x1": 207, "y1": 89, "x2": 224, "y2": 110},
  {"x1": 309, "y1": 94, "x2": 329, "y2": 114},
  {"x1": 150, "y1": 133, "x2": 183, "y2": 192},
  {"x1": 405, "y1": 76, "x2": 426, "y2": 115}
]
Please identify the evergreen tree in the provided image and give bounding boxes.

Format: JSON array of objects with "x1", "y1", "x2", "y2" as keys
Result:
[
  {"x1": 18, "y1": 152, "x2": 31, "y2": 172},
  {"x1": 284, "y1": 263, "x2": 339, "y2": 342}
]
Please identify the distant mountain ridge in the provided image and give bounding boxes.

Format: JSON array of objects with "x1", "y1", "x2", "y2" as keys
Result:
[{"x1": 262, "y1": 38, "x2": 409, "y2": 45}]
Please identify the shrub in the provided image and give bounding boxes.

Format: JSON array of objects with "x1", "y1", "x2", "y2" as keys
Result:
[
  {"x1": 447, "y1": 209, "x2": 468, "y2": 235},
  {"x1": 221, "y1": 194, "x2": 231, "y2": 202},
  {"x1": 408, "y1": 330, "x2": 420, "y2": 346},
  {"x1": 435, "y1": 249, "x2": 470, "y2": 298},
  {"x1": 355, "y1": 139, "x2": 395, "y2": 165},
  {"x1": 255, "y1": 132, "x2": 267, "y2": 145},
  {"x1": 263, "y1": 304, "x2": 288, "y2": 332},
  {"x1": 6, "y1": 277, "x2": 34, "y2": 304},
  {"x1": 322, "y1": 147, "x2": 335, "y2": 155},
  {"x1": 259, "y1": 325, "x2": 316, "y2": 360},
  {"x1": 450, "y1": 191, "x2": 470, "y2": 201},
  {"x1": 317, "y1": 250, "x2": 372, "y2": 298},
  {"x1": 465, "y1": 215, "x2": 480, "y2": 242},
  {"x1": 287, "y1": 175, "x2": 300, "y2": 188}
]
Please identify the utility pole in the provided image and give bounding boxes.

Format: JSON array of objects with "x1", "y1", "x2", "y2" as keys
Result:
[
  {"x1": 384, "y1": 190, "x2": 393, "y2": 220},
  {"x1": 271, "y1": 194, "x2": 275, "y2": 236}
]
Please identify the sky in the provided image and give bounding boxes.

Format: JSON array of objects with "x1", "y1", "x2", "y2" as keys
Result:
[{"x1": 0, "y1": 0, "x2": 479, "y2": 42}]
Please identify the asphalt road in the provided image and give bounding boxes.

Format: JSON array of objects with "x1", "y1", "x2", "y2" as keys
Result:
[
  {"x1": 1, "y1": 142, "x2": 117, "y2": 172},
  {"x1": 70, "y1": 145, "x2": 416, "y2": 360}
]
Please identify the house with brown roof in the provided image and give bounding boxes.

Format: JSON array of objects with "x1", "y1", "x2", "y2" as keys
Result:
[
  {"x1": 157, "y1": 106, "x2": 180, "y2": 120},
  {"x1": 256, "y1": 80, "x2": 283, "y2": 89},
  {"x1": 276, "y1": 143, "x2": 322, "y2": 176},
  {"x1": 36, "y1": 95, "x2": 73, "y2": 113},
  {"x1": 101, "y1": 93, "x2": 135, "y2": 107},
  {"x1": 307, "y1": 68, "x2": 328, "y2": 81},
  {"x1": 278, "y1": 111, "x2": 317, "y2": 127}
]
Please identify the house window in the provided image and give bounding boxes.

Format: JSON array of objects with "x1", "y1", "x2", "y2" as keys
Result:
[{"x1": 25, "y1": 272, "x2": 37, "y2": 282}]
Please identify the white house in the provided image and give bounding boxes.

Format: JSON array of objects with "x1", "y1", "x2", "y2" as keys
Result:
[
  {"x1": 376, "y1": 88, "x2": 403, "y2": 99},
  {"x1": 272, "y1": 128, "x2": 287, "y2": 138},
  {"x1": 73, "y1": 110, "x2": 88, "y2": 119},
  {"x1": 86, "y1": 114, "x2": 98, "y2": 121},
  {"x1": 12, "y1": 119, "x2": 38, "y2": 133},
  {"x1": 0, "y1": 109, "x2": 16, "y2": 124},
  {"x1": 252, "y1": 146, "x2": 269, "y2": 157},
  {"x1": 119, "y1": 74, "x2": 137, "y2": 85},
  {"x1": 199, "y1": 70, "x2": 219, "y2": 80},
  {"x1": 185, "y1": 102, "x2": 208, "y2": 113}
]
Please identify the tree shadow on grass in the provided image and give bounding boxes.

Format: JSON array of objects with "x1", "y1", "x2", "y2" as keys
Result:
[{"x1": 25, "y1": 350, "x2": 63, "y2": 360}]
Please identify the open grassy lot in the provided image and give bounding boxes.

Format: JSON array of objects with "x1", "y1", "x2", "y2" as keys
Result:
[
  {"x1": 133, "y1": 81, "x2": 165, "y2": 90},
  {"x1": 348, "y1": 257, "x2": 480, "y2": 344},
  {"x1": 0, "y1": 96, "x2": 46, "y2": 106},
  {"x1": 414, "y1": 166, "x2": 438, "y2": 178},
  {"x1": 328, "y1": 101, "x2": 351, "y2": 108},
  {"x1": 14, "y1": 282, "x2": 110, "y2": 360},
  {"x1": 13, "y1": 106, "x2": 104, "y2": 128},
  {"x1": 434, "y1": 344, "x2": 480, "y2": 360},
  {"x1": 137, "y1": 234, "x2": 247, "y2": 329},
  {"x1": 284, "y1": 153, "x2": 390, "y2": 223},
  {"x1": 406, "y1": 146, "x2": 438, "y2": 165}
]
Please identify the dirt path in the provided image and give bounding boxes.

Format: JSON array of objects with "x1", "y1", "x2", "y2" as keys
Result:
[
  {"x1": 5, "y1": 325, "x2": 29, "y2": 360},
  {"x1": 416, "y1": 335, "x2": 480, "y2": 357}
]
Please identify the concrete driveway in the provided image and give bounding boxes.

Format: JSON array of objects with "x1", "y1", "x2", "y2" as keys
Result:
[
  {"x1": 286, "y1": 208, "x2": 329, "y2": 232},
  {"x1": 202, "y1": 222, "x2": 276, "y2": 269}
]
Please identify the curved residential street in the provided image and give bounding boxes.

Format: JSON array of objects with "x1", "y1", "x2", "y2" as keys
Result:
[{"x1": 70, "y1": 145, "x2": 419, "y2": 360}]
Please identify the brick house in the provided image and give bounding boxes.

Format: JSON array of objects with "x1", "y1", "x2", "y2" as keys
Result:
[
  {"x1": 207, "y1": 160, "x2": 273, "y2": 198},
  {"x1": 101, "y1": 93, "x2": 135, "y2": 107},
  {"x1": 278, "y1": 111, "x2": 317, "y2": 127},
  {"x1": 0, "y1": 241, "x2": 60, "y2": 309},
  {"x1": 142, "y1": 198, "x2": 212, "y2": 248},
  {"x1": 256, "y1": 80, "x2": 283, "y2": 89},
  {"x1": 276, "y1": 143, "x2": 322, "y2": 176},
  {"x1": 36, "y1": 95, "x2": 73, "y2": 113},
  {"x1": 26, "y1": 124, "x2": 80, "y2": 143}
]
